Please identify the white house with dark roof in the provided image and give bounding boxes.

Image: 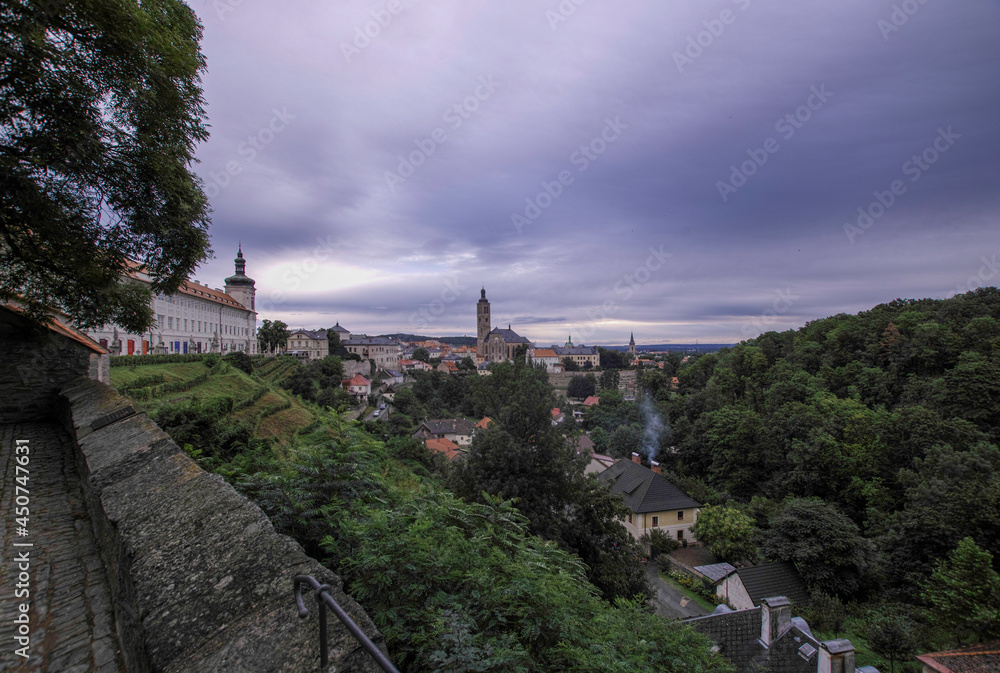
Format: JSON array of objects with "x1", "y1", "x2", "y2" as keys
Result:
[
  {"x1": 412, "y1": 419, "x2": 477, "y2": 446},
  {"x1": 695, "y1": 560, "x2": 810, "y2": 611},
  {"x1": 286, "y1": 329, "x2": 328, "y2": 360},
  {"x1": 342, "y1": 335, "x2": 402, "y2": 369},
  {"x1": 597, "y1": 455, "x2": 701, "y2": 543}
]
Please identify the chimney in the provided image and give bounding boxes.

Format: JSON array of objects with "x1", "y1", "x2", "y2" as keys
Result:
[
  {"x1": 759, "y1": 596, "x2": 792, "y2": 648},
  {"x1": 650, "y1": 460, "x2": 662, "y2": 475},
  {"x1": 631, "y1": 452, "x2": 641, "y2": 464},
  {"x1": 818, "y1": 639, "x2": 855, "y2": 673}
]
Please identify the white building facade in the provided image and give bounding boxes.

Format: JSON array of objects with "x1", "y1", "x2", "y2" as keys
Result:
[{"x1": 87, "y1": 248, "x2": 258, "y2": 356}]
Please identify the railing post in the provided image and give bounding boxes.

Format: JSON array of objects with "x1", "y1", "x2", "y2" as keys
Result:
[
  {"x1": 317, "y1": 586, "x2": 329, "y2": 670},
  {"x1": 294, "y1": 574, "x2": 401, "y2": 673}
]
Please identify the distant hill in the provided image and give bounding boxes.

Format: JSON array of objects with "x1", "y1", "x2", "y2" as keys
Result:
[
  {"x1": 603, "y1": 343, "x2": 734, "y2": 353},
  {"x1": 383, "y1": 333, "x2": 477, "y2": 346}
]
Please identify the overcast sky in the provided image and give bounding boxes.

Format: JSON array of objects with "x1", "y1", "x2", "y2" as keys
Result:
[{"x1": 188, "y1": 0, "x2": 1000, "y2": 346}]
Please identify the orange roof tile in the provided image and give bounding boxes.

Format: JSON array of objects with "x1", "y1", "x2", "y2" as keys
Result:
[
  {"x1": 124, "y1": 260, "x2": 249, "y2": 310},
  {"x1": 342, "y1": 374, "x2": 370, "y2": 386},
  {"x1": 426, "y1": 437, "x2": 465, "y2": 461}
]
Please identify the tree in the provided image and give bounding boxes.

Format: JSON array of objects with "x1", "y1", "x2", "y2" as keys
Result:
[
  {"x1": 600, "y1": 368, "x2": 620, "y2": 391},
  {"x1": 458, "y1": 356, "x2": 476, "y2": 371},
  {"x1": 412, "y1": 347, "x2": 430, "y2": 363},
  {"x1": 690, "y1": 503, "x2": 758, "y2": 563},
  {"x1": 760, "y1": 497, "x2": 878, "y2": 597},
  {"x1": 598, "y1": 347, "x2": 631, "y2": 369},
  {"x1": 590, "y1": 426, "x2": 611, "y2": 454},
  {"x1": 1, "y1": 0, "x2": 211, "y2": 330},
  {"x1": 568, "y1": 374, "x2": 597, "y2": 399},
  {"x1": 866, "y1": 614, "x2": 917, "y2": 673},
  {"x1": 562, "y1": 357, "x2": 580, "y2": 372},
  {"x1": 921, "y1": 537, "x2": 1000, "y2": 644},
  {"x1": 455, "y1": 360, "x2": 651, "y2": 601},
  {"x1": 608, "y1": 423, "x2": 643, "y2": 459},
  {"x1": 326, "y1": 328, "x2": 342, "y2": 354},
  {"x1": 257, "y1": 319, "x2": 290, "y2": 354}
]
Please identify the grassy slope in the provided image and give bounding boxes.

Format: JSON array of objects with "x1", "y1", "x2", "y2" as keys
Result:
[{"x1": 109, "y1": 359, "x2": 320, "y2": 448}]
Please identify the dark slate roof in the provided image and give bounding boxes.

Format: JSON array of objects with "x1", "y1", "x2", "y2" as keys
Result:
[
  {"x1": 290, "y1": 329, "x2": 328, "y2": 340},
  {"x1": 597, "y1": 459, "x2": 700, "y2": 513},
  {"x1": 419, "y1": 419, "x2": 476, "y2": 436},
  {"x1": 343, "y1": 336, "x2": 400, "y2": 346},
  {"x1": 696, "y1": 562, "x2": 737, "y2": 583},
  {"x1": 331, "y1": 322, "x2": 350, "y2": 333},
  {"x1": 489, "y1": 327, "x2": 532, "y2": 344},
  {"x1": 554, "y1": 345, "x2": 597, "y2": 355},
  {"x1": 736, "y1": 562, "x2": 810, "y2": 607},
  {"x1": 685, "y1": 604, "x2": 823, "y2": 673}
]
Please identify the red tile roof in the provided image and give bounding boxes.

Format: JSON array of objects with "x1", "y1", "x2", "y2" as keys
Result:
[
  {"x1": 426, "y1": 437, "x2": 465, "y2": 461},
  {"x1": 476, "y1": 417, "x2": 492, "y2": 429},
  {"x1": 917, "y1": 642, "x2": 1000, "y2": 673},
  {"x1": 342, "y1": 374, "x2": 370, "y2": 386},
  {"x1": 2, "y1": 301, "x2": 107, "y2": 354},
  {"x1": 583, "y1": 396, "x2": 600, "y2": 406},
  {"x1": 125, "y1": 260, "x2": 248, "y2": 309}
]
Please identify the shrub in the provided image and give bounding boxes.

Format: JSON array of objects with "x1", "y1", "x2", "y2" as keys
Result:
[
  {"x1": 641, "y1": 529, "x2": 681, "y2": 557},
  {"x1": 203, "y1": 354, "x2": 220, "y2": 368},
  {"x1": 223, "y1": 351, "x2": 253, "y2": 375}
]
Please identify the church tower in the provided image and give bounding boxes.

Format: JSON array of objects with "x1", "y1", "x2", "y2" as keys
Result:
[
  {"x1": 629, "y1": 332, "x2": 636, "y2": 357},
  {"x1": 224, "y1": 244, "x2": 256, "y2": 311},
  {"x1": 224, "y1": 245, "x2": 258, "y2": 353},
  {"x1": 477, "y1": 288, "x2": 491, "y2": 355}
]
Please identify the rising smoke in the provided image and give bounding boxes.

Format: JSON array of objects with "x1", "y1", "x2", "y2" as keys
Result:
[{"x1": 639, "y1": 395, "x2": 670, "y2": 462}]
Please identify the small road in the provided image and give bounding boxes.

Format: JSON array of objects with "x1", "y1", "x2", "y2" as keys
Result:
[{"x1": 646, "y1": 560, "x2": 709, "y2": 620}]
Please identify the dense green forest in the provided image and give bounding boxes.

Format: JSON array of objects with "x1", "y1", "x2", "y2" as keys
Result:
[
  {"x1": 648, "y1": 288, "x2": 1000, "y2": 650},
  {"x1": 121, "y1": 289, "x2": 1000, "y2": 667},
  {"x1": 127, "y1": 354, "x2": 728, "y2": 671}
]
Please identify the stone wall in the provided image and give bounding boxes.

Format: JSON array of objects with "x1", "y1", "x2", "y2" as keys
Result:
[
  {"x1": 342, "y1": 359, "x2": 375, "y2": 380},
  {"x1": 59, "y1": 377, "x2": 387, "y2": 673},
  {"x1": 0, "y1": 307, "x2": 106, "y2": 423}
]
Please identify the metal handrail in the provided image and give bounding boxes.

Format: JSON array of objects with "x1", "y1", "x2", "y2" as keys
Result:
[{"x1": 293, "y1": 574, "x2": 400, "y2": 673}]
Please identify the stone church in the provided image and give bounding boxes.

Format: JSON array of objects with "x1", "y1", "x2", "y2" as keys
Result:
[{"x1": 476, "y1": 288, "x2": 532, "y2": 362}]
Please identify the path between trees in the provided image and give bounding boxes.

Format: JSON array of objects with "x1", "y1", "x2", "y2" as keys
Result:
[{"x1": 645, "y1": 559, "x2": 709, "y2": 620}]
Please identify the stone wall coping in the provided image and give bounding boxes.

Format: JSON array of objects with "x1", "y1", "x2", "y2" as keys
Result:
[{"x1": 60, "y1": 377, "x2": 386, "y2": 673}]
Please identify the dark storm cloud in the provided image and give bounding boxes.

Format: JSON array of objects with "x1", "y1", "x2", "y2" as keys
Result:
[{"x1": 190, "y1": 0, "x2": 1000, "y2": 344}]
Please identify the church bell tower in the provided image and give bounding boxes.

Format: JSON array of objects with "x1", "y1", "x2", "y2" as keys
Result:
[{"x1": 477, "y1": 288, "x2": 491, "y2": 356}]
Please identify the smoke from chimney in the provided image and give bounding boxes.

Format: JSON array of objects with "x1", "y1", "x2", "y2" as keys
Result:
[{"x1": 639, "y1": 396, "x2": 670, "y2": 462}]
